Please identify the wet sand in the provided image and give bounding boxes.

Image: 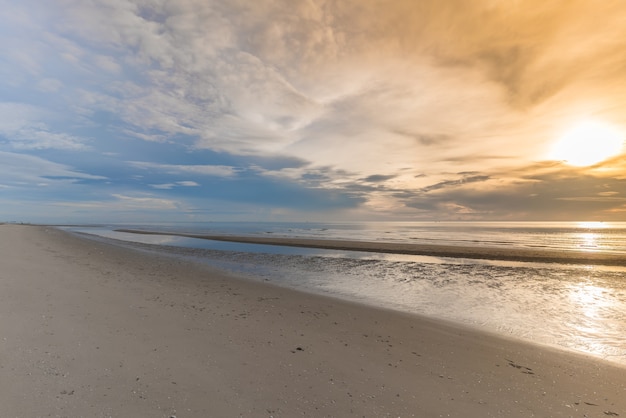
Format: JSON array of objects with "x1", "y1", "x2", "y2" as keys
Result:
[
  {"x1": 1, "y1": 224, "x2": 625, "y2": 417},
  {"x1": 117, "y1": 228, "x2": 626, "y2": 267}
]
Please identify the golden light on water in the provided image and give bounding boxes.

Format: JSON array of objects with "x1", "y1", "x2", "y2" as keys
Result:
[
  {"x1": 549, "y1": 120, "x2": 624, "y2": 166},
  {"x1": 577, "y1": 221, "x2": 609, "y2": 229},
  {"x1": 575, "y1": 222, "x2": 608, "y2": 252},
  {"x1": 566, "y1": 281, "x2": 621, "y2": 359},
  {"x1": 578, "y1": 232, "x2": 599, "y2": 251}
]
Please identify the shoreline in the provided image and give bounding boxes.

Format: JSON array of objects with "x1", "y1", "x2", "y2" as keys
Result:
[
  {"x1": 117, "y1": 228, "x2": 626, "y2": 267},
  {"x1": 2, "y1": 224, "x2": 625, "y2": 416}
]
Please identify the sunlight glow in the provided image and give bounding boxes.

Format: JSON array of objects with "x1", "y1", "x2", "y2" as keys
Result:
[
  {"x1": 549, "y1": 120, "x2": 624, "y2": 166},
  {"x1": 566, "y1": 281, "x2": 619, "y2": 358},
  {"x1": 577, "y1": 221, "x2": 609, "y2": 229},
  {"x1": 578, "y1": 232, "x2": 599, "y2": 251}
]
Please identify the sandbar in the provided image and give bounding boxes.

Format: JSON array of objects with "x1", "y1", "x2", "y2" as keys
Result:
[{"x1": 117, "y1": 228, "x2": 626, "y2": 267}]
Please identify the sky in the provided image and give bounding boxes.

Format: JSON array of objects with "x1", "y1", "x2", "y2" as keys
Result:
[{"x1": 1, "y1": 0, "x2": 626, "y2": 223}]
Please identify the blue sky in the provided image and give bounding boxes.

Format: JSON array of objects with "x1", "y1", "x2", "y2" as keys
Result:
[{"x1": 2, "y1": 0, "x2": 626, "y2": 223}]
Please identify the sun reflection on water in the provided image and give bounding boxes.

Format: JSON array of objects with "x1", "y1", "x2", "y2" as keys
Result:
[
  {"x1": 575, "y1": 222, "x2": 612, "y2": 252},
  {"x1": 566, "y1": 281, "x2": 623, "y2": 359},
  {"x1": 578, "y1": 232, "x2": 599, "y2": 251},
  {"x1": 577, "y1": 221, "x2": 609, "y2": 229}
]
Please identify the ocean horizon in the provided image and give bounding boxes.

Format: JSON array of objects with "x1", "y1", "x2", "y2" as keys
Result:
[{"x1": 65, "y1": 220, "x2": 626, "y2": 254}]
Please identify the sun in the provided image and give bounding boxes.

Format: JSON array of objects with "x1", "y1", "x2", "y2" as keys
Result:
[{"x1": 548, "y1": 120, "x2": 624, "y2": 166}]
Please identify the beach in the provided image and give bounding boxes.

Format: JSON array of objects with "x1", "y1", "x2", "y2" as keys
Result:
[{"x1": 1, "y1": 224, "x2": 625, "y2": 417}]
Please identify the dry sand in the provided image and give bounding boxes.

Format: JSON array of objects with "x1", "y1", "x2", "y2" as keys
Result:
[{"x1": 1, "y1": 224, "x2": 625, "y2": 417}]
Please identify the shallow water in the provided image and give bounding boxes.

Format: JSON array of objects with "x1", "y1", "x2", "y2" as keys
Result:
[
  {"x1": 106, "y1": 220, "x2": 626, "y2": 254},
  {"x1": 66, "y1": 223, "x2": 626, "y2": 365}
]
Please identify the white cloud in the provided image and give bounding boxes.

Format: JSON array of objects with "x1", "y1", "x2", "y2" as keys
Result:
[
  {"x1": 37, "y1": 78, "x2": 63, "y2": 93},
  {"x1": 52, "y1": 193, "x2": 181, "y2": 211},
  {"x1": 111, "y1": 193, "x2": 180, "y2": 210},
  {"x1": 9, "y1": 129, "x2": 88, "y2": 150},
  {"x1": 0, "y1": 151, "x2": 105, "y2": 185},
  {"x1": 14, "y1": 0, "x2": 321, "y2": 155},
  {"x1": 0, "y1": 103, "x2": 39, "y2": 132},
  {"x1": 130, "y1": 161, "x2": 237, "y2": 177},
  {"x1": 0, "y1": 103, "x2": 88, "y2": 150},
  {"x1": 150, "y1": 183, "x2": 175, "y2": 190},
  {"x1": 177, "y1": 181, "x2": 199, "y2": 187},
  {"x1": 94, "y1": 55, "x2": 122, "y2": 74},
  {"x1": 149, "y1": 180, "x2": 200, "y2": 189}
]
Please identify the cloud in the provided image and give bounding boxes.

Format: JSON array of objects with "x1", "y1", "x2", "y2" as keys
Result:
[
  {"x1": 362, "y1": 174, "x2": 397, "y2": 183},
  {"x1": 110, "y1": 193, "x2": 180, "y2": 210},
  {"x1": 0, "y1": 151, "x2": 105, "y2": 186},
  {"x1": 5, "y1": 129, "x2": 88, "y2": 151},
  {"x1": 150, "y1": 181, "x2": 200, "y2": 189},
  {"x1": 400, "y1": 161, "x2": 626, "y2": 220},
  {"x1": 0, "y1": 103, "x2": 88, "y2": 150},
  {"x1": 37, "y1": 78, "x2": 63, "y2": 93},
  {"x1": 11, "y1": 0, "x2": 618, "y2": 168},
  {"x1": 420, "y1": 175, "x2": 491, "y2": 193},
  {"x1": 2, "y1": 0, "x2": 626, "y2": 221},
  {"x1": 51, "y1": 193, "x2": 183, "y2": 212},
  {"x1": 93, "y1": 55, "x2": 122, "y2": 74},
  {"x1": 129, "y1": 161, "x2": 237, "y2": 177}
]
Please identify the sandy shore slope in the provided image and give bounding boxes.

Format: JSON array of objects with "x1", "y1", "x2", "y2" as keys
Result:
[
  {"x1": 117, "y1": 228, "x2": 626, "y2": 267},
  {"x1": 1, "y1": 225, "x2": 624, "y2": 417}
]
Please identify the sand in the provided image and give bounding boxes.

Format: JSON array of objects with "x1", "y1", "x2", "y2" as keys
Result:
[
  {"x1": 117, "y1": 228, "x2": 626, "y2": 267},
  {"x1": 1, "y1": 224, "x2": 625, "y2": 417}
]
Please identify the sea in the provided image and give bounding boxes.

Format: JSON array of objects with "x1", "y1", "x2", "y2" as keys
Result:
[{"x1": 64, "y1": 221, "x2": 626, "y2": 366}]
